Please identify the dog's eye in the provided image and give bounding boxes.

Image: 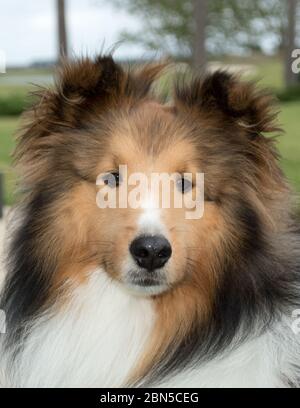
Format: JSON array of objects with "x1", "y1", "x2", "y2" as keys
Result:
[
  {"x1": 177, "y1": 177, "x2": 193, "y2": 194},
  {"x1": 103, "y1": 172, "x2": 122, "y2": 188}
]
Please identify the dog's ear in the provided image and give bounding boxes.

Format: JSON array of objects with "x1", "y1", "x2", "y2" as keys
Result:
[
  {"x1": 15, "y1": 55, "x2": 168, "y2": 169},
  {"x1": 174, "y1": 70, "x2": 280, "y2": 137},
  {"x1": 27, "y1": 56, "x2": 168, "y2": 136},
  {"x1": 27, "y1": 55, "x2": 125, "y2": 134}
]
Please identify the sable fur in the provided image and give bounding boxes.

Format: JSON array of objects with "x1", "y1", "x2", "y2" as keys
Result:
[{"x1": 0, "y1": 55, "x2": 300, "y2": 387}]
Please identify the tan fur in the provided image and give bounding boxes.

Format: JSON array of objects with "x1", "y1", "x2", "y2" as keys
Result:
[{"x1": 12, "y1": 56, "x2": 292, "y2": 385}]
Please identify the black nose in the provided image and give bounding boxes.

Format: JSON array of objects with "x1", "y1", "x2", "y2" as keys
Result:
[{"x1": 129, "y1": 235, "x2": 172, "y2": 271}]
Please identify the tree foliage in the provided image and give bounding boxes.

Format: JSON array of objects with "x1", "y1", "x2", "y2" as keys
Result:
[{"x1": 107, "y1": 0, "x2": 290, "y2": 57}]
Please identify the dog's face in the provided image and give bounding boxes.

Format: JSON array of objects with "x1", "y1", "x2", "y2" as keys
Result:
[
  {"x1": 67, "y1": 101, "x2": 224, "y2": 297},
  {"x1": 15, "y1": 56, "x2": 287, "y2": 305},
  {"x1": 46, "y1": 100, "x2": 217, "y2": 297}
]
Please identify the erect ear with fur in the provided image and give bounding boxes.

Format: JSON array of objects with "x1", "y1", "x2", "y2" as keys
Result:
[
  {"x1": 27, "y1": 55, "x2": 124, "y2": 134},
  {"x1": 15, "y1": 55, "x2": 168, "y2": 171},
  {"x1": 174, "y1": 70, "x2": 280, "y2": 137},
  {"x1": 28, "y1": 55, "x2": 168, "y2": 136}
]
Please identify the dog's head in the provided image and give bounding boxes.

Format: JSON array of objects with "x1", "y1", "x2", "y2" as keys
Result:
[{"x1": 14, "y1": 56, "x2": 287, "y2": 309}]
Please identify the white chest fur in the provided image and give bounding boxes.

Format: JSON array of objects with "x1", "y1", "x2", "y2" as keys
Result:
[
  {"x1": 2, "y1": 269, "x2": 298, "y2": 388},
  {"x1": 6, "y1": 270, "x2": 155, "y2": 387}
]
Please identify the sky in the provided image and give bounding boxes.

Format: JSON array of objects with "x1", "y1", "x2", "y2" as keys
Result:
[{"x1": 0, "y1": 0, "x2": 147, "y2": 66}]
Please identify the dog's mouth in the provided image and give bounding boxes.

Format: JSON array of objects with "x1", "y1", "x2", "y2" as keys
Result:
[
  {"x1": 123, "y1": 269, "x2": 169, "y2": 296},
  {"x1": 132, "y1": 276, "x2": 162, "y2": 286}
]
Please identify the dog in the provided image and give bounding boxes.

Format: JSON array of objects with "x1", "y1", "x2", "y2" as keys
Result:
[{"x1": 0, "y1": 55, "x2": 299, "y2": 387}]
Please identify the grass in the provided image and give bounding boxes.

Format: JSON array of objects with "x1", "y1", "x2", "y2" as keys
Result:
[
  {"x1": 246, "y1": 56, "x2": 284, "y2": 91},
  {"x1": 254, "y1": 60, "x2": 284, "y2": 91},
  {"x1": 0, "y1": 67, "x2": 53, "y2": 115},
  {"x1": 0, "y1": 85, "x2": 30, "y2": 98},
  {"x1": 278, "y1": 102, "x2": 300, "y2": 192},
  {"x1": 0, "y1": 117, "x2": 18, "y2": 205},
  {"x1": 0, "y1": 68, "x2": 52, "y2": 97}
]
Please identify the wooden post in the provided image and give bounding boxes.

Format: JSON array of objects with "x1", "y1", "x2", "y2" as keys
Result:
[
  {"x1": 193, "y1": 0, "x2": 207, "y2": 70},
  {"x1": 284, "y1": 0, "x2": 298, "y2": 87},
  {"x1": 57, "y1": 0, "x2": 68, "y2": 61}
]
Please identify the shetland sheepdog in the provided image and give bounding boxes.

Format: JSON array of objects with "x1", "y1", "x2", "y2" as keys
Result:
[{"x1": 0, "y1": 55, "x2": 300, "y2": 388}]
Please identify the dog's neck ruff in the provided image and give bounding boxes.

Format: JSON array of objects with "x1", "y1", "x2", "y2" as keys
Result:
[
  {"x1": 2, "y1": 270, "x2": 154, "y2": 387},
  {"x1": 1, "y1": 268, "x2": 299, "y2": 388}
]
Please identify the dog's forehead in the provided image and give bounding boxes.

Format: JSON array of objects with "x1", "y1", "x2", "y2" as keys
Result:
[{"x1": 104, "y1": 103, "x2": 198, "y2": 171}]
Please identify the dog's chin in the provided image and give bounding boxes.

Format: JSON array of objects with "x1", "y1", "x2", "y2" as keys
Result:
[
  {"x1": 125, "y1": 282, "x2": 169, "y2": 296},
  {"x1": 122, "y1": 271, "x2": 170, "y2": 297}
]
